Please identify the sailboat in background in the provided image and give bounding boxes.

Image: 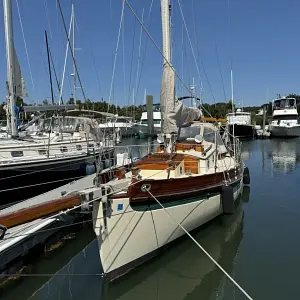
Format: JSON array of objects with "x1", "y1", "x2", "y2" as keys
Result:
[
  {"x1": 92, "y1": 0, "x2": 249, "y2": 281},
  {"x1": 98, "y1": 115, "x2": 135, "y2": 137},
  {"x1": 0, "y1": 1, "x2": 116, "y2": 204}
]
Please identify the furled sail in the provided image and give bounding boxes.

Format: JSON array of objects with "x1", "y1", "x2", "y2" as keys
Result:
[
  {"x1": 12, "y1": 45, "x2": 27, "y2": 97},
  {"x1": 160, "y1": 63, "x2": 202, "y2": 135}
]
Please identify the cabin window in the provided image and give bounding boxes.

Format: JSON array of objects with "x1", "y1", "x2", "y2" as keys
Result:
[
  {"x1": 179, "y1": 126, "x2": 200, "y2": 140},
  {"x1": 207, "y1": 159, "x2": 210, "y2": 169},
  {"x1": 76, "y1": 144, "x2": 83, "y2": 151},
  {"x1": 273, "y1": 115, "x2": 297, "y2": 121},
  {"x1": 141, "y1": 119, "x2": 161, "y2": 125},
  {"x1": 60, "y1": 146, "x2": 68, "y2": 153},
  {"x1": 11, "y1": 151, "x2": 23, "y2": 157},
  {"x1": 203, "y1": 127, "x2": 216, "y2": 143},
  {"x1": 180, "y1": 166, "x2": 183, "y2": 174},
  {"x1": 38, "y1": 149, "x2": 47, "y2": 155}
]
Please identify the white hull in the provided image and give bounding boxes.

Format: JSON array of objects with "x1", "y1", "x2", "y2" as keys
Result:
[
  {"x1": 99, "y1": 125, "x2": 135, "y2": 137},
  {"x1": 270, "y1": 125, "x2": 300, "y2": 137},
  {"x1": 93, "y1": 178, "x2": 243, "y2": 280}
]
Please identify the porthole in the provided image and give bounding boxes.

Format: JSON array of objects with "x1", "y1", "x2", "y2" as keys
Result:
[{"x1": 60, "y1": 146, "x2": 68, "y2": 153}]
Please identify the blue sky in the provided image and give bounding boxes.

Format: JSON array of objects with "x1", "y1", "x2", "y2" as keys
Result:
[{"x1": 0, "y1": 0, "x2": 300, "y2": 108}]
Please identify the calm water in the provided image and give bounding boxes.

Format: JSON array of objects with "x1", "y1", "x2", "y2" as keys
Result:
[{"x1": 2, "y1": 138, "x2": 300, "y2": 300}]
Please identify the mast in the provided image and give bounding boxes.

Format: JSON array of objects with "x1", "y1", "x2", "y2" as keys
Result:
[
  {"x1": 160, "y1": 0, "x2": 173, "y2": 154},
  {"x1": 3, "y1": 0, "x2": 18, "y2": 137},
  {"x1": 190, "y1": 77, "x2": 197, "y2": 108},
  {"x1": 160, "y1": 0, "x2": 201, "y2": 154},
  {"x1": 230, "y1": 69, "x2": 235, "y2": 158},
  {"x1": 45, "y1": 31, "x2": 55, "y2": 105},
  {"x1": 161, "y1": 0, "x2": 171, "y2": 67},
  {"x1": 72, "y1": 3, "x2": 76, "y2": 103}
]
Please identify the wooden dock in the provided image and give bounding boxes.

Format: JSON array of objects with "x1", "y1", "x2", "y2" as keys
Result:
[{"x1": 0, "y1": 173, "x2": 97, "y2": 282}]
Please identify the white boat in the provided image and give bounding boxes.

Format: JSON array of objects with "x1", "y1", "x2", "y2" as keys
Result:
[
  {"x1": 0, "y1": 114, "x2": 116, "y2": 203},
  {"x1": 134, "y1": 103, "x2": 161, "y2": 138},
  {"x1": 91, "y1": 0, "x2": 248, "y2": 281},
  {"x1": 269, "y1": 96, "x2": 300, "y2": 137},
  {"x1": 226, "y1": 109, "x2": 255, "y2": 138},
  {"x1": 0, "y1": 1, "x2": 116, "y2": 204},
  {"x1": 99, "y1": 115, "x2": 135, "y2": 137}
]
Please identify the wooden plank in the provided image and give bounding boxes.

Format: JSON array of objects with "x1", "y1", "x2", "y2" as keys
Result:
[{"x1": 0, "y1": 195, "x2": 81, "y2": 229}]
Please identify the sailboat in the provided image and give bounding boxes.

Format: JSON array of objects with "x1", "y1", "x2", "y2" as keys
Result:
[
  {"x1": 92, "y1": 0, "x2": 249, "y2": 281},
  {"x1": 0, "y1": 1, "x2": 115, "y2": 204},
  {"x1": 98, "y1": 115, "x2": 135, "y2": 137}
]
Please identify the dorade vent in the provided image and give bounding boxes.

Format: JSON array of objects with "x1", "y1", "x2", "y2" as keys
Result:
[
  {"x1": 60, "y1": 146, "x2": 68, "y2": 153},
  {"x1": 11, "y1": 151, "x2": 23, "y2": 157}
]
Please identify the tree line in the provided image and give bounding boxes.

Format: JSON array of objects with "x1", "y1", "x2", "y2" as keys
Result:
[{"x1": 1, "y1": 94, "x2": 300, "y2": 125}]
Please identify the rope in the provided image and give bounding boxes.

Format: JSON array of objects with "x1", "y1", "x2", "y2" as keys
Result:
[
  {"x1": 0, "y1": 273, "x2": 104, "y2": 277},
  {"x1": 59, "y1": 6, "x2": 73, "y2": 104},
  {"x1": 0, "y1": 166, "x2": 173, "y2": 241},
  {"x1": 0, "y1": 155, "x2": 100, "y2": 182},
  {"x1": 16, "y1": 0, "x2": 34, "y2": 91},
  {"x1": 133, "y1": 0, "x2": 154, "y2": 104},
  {"x1": 122, "y1": 12, "x2": 127, "y2": 110},
  {"x1": 0, "y1": 208, "x2": 132, "y2": 242},
  {"x1": 44, "y1": 0, "x2": 52, "y2": 39},
  {"x1": 124, "y1": 0, "x2": 193, "y2": 96},
  {"x1": 124, "y1": 0, "x2": 232, "y2": 134},
  {"x1": 191, "y1": 0, "x2": 204, "y2": 99},
  {"x1": 126, "y1": 13, "x2": 137, "y2": 111},
  {"x1": 214, "y1": 37, "x2": 227, "y2": 102},
  {"x1": 133, "y1": 8, "x2": 144, "y2": 109},
  {"x1": 56, "y1": 0, "x2": 87, "y2": 102},
  {"x1": 178, "y1": 0, "x2": 203, "y2": 100},
  {"x1": 145, "y1": 189, "x2": 253, "y2": 300},
  {"x1": 177, "y1": 0, "x2": 217, "y2": 104},
  {"x1": 107, "y1": 0, "x2": 125, "y2": 112},
  {"x1": 0, "y1": 175, "x2": 84, "y2": 193}
]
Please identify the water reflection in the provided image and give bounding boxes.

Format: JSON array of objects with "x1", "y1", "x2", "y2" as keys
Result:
[
  {"x1": 1, "y1": 227, "x2": 95, "y2": 300},
  {"x1": 268, "y1": 139, "x2": 300, "y2": 174},
  {"x1": 24, "y1": 188, "x2": 249, "y2": 300}
]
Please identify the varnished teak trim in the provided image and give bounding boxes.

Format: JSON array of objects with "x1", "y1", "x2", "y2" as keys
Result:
[{"x1": 0, "y1": 195, "x2": 81, "y2": 229}]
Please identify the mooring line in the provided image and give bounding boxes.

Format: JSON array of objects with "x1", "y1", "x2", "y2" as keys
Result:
[{"x1": 145, "y1": 189, "x2": 253, "y2": 300}]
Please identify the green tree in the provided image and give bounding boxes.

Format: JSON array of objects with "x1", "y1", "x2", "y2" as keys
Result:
[
  {"x1": 43, "y1": 99, "x2": 49, "y2": 105},
  {"x1": 67, "y1": 97, "x2": 74, "y2": 104}
]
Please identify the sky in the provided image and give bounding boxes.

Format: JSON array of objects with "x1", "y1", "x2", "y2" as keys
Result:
[{"x1": 0, "y1": 0, "x2": 300, "y2": 108}]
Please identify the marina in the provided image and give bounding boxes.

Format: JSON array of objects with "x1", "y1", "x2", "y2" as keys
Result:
[
  {"x1": 1, "y1": 138, "x2": 300, "y2": 300},
  {"x1": 0, "y1": 0, "x2": 299, "y2": 299}
]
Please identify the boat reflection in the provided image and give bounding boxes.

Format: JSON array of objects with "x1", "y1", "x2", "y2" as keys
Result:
[
  {"x1": 268, "y1": 139, "x2": 300, "y2": 174},
  {"x1": 103, "y1": 190, "x2": 248, "y2": 300},
  {"x1": 24, "y1": 188, "x2": 249, "y2": 300}
]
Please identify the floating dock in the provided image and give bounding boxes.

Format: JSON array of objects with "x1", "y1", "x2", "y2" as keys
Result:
[{"x1": 0, "y1": 172, "x2": 97, "y2": 285}]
